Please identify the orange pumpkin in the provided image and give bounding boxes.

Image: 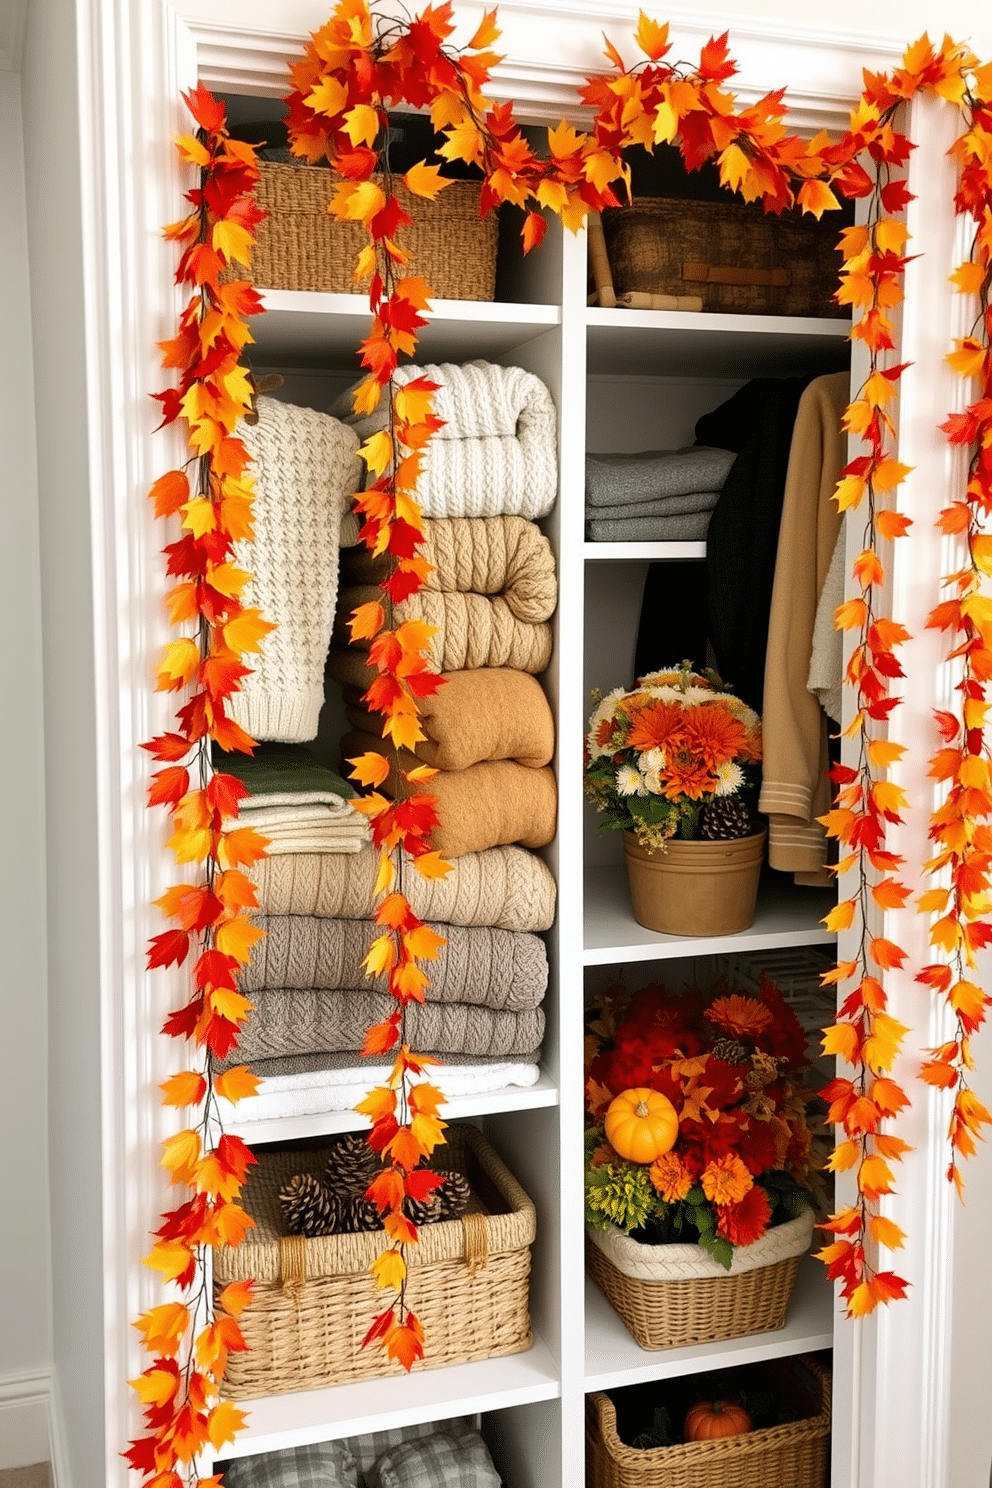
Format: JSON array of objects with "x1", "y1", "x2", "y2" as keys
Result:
[
  {"x1": 684, "y1": 1400, "x2": 753, "y2": 1441},
  {"x1": 603, "y1": 1087, "x2": 679, "y2": 1164}
]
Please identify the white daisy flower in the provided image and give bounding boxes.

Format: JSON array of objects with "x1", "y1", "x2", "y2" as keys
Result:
[
  {"x1": 586, "y1": 687, "x2": 626, "y2": 760},
  {"x1": 714, "y1": 761, "x2": 745, "y2": 797},
  {"x1": 616, "y1": 764, "x2": 647, "y2": 797}
]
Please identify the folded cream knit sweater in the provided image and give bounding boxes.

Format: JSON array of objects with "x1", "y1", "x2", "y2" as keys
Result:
[{"x1": 229, "y1": 396, "x2": 360, "y2": 743}]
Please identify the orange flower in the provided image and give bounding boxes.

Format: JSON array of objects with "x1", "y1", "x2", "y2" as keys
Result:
[
  {"x1": 701, "y1": 1153, "x2": 754, "y2": 1206},
  {"x1": 626, "y1": 701, "x2": 685, "y2": 754},
  {"x1": 650, "y1": 1151, "x2": 694, "y2": 1202},
  {"x1": 681, "y1": 704, "x2": 749, "y2": 770},
  {"x1": 715, "y1": 1183, "x2": 773, "y2": 1246},
  {"x1": 706, "y1": 995, "x2": 774, "y2": 1039},
  {"x1": 660, "y1": 746, "x2": 716, "y2": 801}
]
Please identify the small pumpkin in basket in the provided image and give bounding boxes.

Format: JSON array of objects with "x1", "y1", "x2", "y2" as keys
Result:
[
  {"x1": 684, "y1": 1399, "x2": 753, "y2": 1441},
  {"x1": 604, "y1": 1087, "x2": 679, "y2": 1164}
]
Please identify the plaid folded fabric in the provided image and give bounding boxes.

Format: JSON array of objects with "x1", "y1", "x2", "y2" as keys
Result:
[
  {"x1": 224, "y1": 1438, "x2": 358, "y2": 1488},
  {"x1": 367, "y1": 1429, "x2": 501, "y2": 1488}
]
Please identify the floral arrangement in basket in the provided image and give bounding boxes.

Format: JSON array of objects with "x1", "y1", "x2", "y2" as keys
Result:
[
  {"x1": 585, "y1": 977, "x2": 818, "y2": 1269},
  {"x1": 584, "y1": 663, "x2": 762, "y2": 851}
]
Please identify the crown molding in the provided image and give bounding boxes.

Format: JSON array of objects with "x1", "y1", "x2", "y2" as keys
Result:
[{"x1": 182, "y1": 1, "x2": 902, "y2": 130}]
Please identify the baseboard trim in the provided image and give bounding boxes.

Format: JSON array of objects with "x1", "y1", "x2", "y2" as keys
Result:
[{"x1": 0, "y1": 1370, "x2": 53, "y2": 1475}]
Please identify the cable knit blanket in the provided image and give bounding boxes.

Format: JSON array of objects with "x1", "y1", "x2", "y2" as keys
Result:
[
  {"x1": 218, "y1": 1047, "x2": 542, "y2": 1077},
  {"x1": 341, "y1": 666, "x2": 554, "y2": 771},
  {"x1": 338, "y1": 360, "x2": 558, "y2": 519},
  {"x1": 241, "y1": 918, "x2": 548, "y2": 1009},
  {"x1": 215, "y1": 1059, "x2": 541, "y2": 1124},
  {"x1": 229, "y1": 396, "x2": 360, "y2": 743},
  {"x1": 231, "y1": 989, "x2": 546, "y2": 1063},
  {"x1": 341, "y1": 729, "x2": 557, "y2": 858},
  {"x1": 245, "y1": 844, "x2": 556, "y2": 930},
  {"x1": 336, "y1": 516, "x2": 557, "y2": 673},
  {"x1": 585, "y1": 446, "x2": 736, "y2": 507}
]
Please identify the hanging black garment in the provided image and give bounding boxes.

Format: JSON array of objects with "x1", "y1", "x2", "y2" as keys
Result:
[
  {"x1": 634, "y1": 560, "x2": 709, "y2": 682},
  {"x1": 699, "y1": 376, "x2": 815, "y2": 713}
]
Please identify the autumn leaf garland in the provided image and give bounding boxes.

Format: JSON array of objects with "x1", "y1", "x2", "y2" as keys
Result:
[{"x1": 128, "y1": 85, "x2": 270, "y2": 1482}]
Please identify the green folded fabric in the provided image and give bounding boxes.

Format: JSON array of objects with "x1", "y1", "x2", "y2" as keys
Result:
[{"x1": 219, "y1": 743, "x2": 355, "y2": 802}]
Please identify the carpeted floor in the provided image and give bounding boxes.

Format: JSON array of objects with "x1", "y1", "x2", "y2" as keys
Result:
[{"x1": 0, "y1": 1466, "x2": 50, "y2": 1488}]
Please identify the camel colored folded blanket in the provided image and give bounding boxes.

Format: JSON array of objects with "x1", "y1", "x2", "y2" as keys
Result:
[
  {"x1": 585, "y1": 446, "x2": 736, "y2": 507},
  {"x1": 336, "y1": 587, "x2": 553, "y2": 673},
  {"x1": 338, "y1": 360, "x2": 558, "y2": 519},
  {"x1": 215, "y1": 1060, "x2": 541, "y2": 1124},
  {"x1": 342, "y1": 728, "x2": 557, "y2": 858},
  {"x1": 246, "y1": 844, "x2": 557, "y2": 930},
  {"x1": 343, "y1": 667, "x2": 554, "y2": 771},
  {"x1": 241, "y1": 918, "x2": 548, "y2": 1010},
  {"x1": 233, "y1": 988, "x2": 546, "y2": 1063}
]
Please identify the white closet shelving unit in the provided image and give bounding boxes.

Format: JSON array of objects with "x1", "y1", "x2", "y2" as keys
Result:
[{"x1": 67, "y1": 6, "x2": 985, "y2": 1487}]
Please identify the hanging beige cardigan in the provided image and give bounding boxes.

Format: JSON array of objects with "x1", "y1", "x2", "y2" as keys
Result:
[{"x1": 758, "y1": 371, "x2": 849, "y2": 884}]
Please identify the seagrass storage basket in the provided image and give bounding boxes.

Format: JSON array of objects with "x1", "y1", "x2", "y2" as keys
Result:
[
  {"x1": 216, "y1": 1125, "x2": 535, "y2": 1398},
  {"x1": 586, "y1": 1209, "x2": 813, "y2": 1351},
  {"x1": 586, "y1": 1355, "x2": 831, "y2": 1488},
  {"x1": 248, "y1": 162, "x2": 499, "y2": 300},
  {"x1": 599, "y1": 196, "x2": 846, "y2": 317}
]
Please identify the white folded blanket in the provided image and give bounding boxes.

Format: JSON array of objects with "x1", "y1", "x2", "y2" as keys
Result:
[
  {"x1": 214, "y1": 1060, "x2": 541, "y2": 1124},
  {"x1": 232, "y1": 803, "x2": 370, "y2": 855},
  {"x1": 337, "y1": 360, "x2": 558, "y2": 519}
]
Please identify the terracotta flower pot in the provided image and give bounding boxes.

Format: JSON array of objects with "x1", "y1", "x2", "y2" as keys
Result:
[{"x1": 622, "y1": 829, "x2": 766, "y2": 937}]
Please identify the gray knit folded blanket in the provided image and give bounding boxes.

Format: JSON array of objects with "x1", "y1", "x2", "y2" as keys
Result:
[
  {"x1": 586, "y1": 511, "x2": 713, "y2": 544},
  {"x1": 241, "y1": 917, "x2": 547, "y2": 1010},
  {"x1": 585, "y1": 446, "x2": 736, "y2": 507},
  {"x1": 584, "y1": 489, "x2": 721, "y2": 522},
  {"x1": 231, "y1": 989, "x2": 545, "y2": 1063}
]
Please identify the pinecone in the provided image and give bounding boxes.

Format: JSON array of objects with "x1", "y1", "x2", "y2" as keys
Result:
[
  {"x1": 322, "y1": 1133, "x2": 379, "y2": 1192},
  {"x1": 700, "y1": 797, "x2": 754, "y2": 840},
  {"x1": 710, "y1": 1036, "x2": 749, "y2": 1065},
  {"x1": 279, "y1": 1173, "x2": 341, "y2": 1237}
]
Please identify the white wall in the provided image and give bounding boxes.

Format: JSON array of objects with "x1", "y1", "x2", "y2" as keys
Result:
[
  {"x1": 0, "y1": 62, "x2": 54, "y2": 1472},
  {"x1": 20, "y1": 0, "x2": 104, "y2": 1479}
]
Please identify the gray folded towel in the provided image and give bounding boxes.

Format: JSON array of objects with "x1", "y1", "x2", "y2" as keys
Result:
[
  {"x1": 242, "y1": 917, "x2": 547, "y2": 1010},
  {"x1": 585, "y1": 446, "x2": 736, "y2": 507},
  {"x1": 586, "y1": 511, "x2": 713, "y2": 543},
  {"x1": 230, "y1": 989, "x2": 546, "y2": 1063},
  {"x1": 584, "y1": 489, "x2": 721, "y2": 522}
]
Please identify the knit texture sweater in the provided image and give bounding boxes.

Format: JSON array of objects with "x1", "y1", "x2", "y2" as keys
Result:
[
  {"x1": 229, "y1": 396, "x2": 360, "y2": 742},
  {"x1": 339, "y1": 360, "x2": 558, "y2": 519}
]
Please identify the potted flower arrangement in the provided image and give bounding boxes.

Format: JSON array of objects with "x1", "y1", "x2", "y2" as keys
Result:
[
  {"x1": 585, "y1": 975, "x2": 818, "y2": 1351},
  {"x1": 584, "y1": 663, "x2": 765, "y2": 935}
]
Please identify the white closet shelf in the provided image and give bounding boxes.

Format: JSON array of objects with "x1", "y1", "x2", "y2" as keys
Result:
[
  {"x1": 585, "y1": 306, "x2": 851, "y2": 378},
  {"x1": 223, "y1": 1071, "x2": 560, "y2": 1145},
  {"x1": 583, "y1": 1256, "x2": 834, "y2": 1392},
  {"x1": 219, "y1": 1333, "x2": 561, "y2": 1460},
  {"x1": 583, "y1": 865, "x2": 835, "y2": 965},
  {"x1": 249, "y1": 289, "x2": 560, "y2": 368},
  {"x1": 583, "y1": 541, "x2": 706, "y2": 561}
]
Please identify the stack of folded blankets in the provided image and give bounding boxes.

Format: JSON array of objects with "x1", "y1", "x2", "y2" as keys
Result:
[
  {"x1": 585, "y1": 444, "x2": 738, "y2": 543},
  {"x1": 223, "y1": 745, "x2": 369, "y2": 856},
  {"x1": 219, "y1": 364, "x2": 560, "y2": 1123}
]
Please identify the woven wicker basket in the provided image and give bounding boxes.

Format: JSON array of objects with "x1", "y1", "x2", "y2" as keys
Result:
[
  {"x1": 599, "y1": 197, "x2": 846, "y2": 318},
  {"x1": 586, "y1": 1210, "x2": 813, "y2": 1351},
  {"x1": 247, "y1": 162, "x2": 499, "y2": 300},
  {"x1": 586, "y1": 1355, "x2": 831, "y2": 1488},
  {"x1": 216, "y1": 1125, "x2": 535, "y2": 1398}
]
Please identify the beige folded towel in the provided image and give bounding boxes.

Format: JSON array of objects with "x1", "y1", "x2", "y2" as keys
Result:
[
  {"x1": 342, "y1": 728, "x2": 557, "y2": 858},
  {"x1": 246, "y1": 844, "x2": 556, "y2": 930},
  {"x1": 241, "y1": 917, "x2": 547, "y2": 1010},
  {"x1": 340, "y1": 665, "x2": 554, "y2": 771}
]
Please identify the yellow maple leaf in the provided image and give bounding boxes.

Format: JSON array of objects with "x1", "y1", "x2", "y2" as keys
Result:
[
  {"x1": 363, "y1": 934, "x2": 398, "y2": 979},
  {"x1": 403, "y1": 160, "x2": 452, "y2": 200},
  {"x1": 827, "y1": 1138, "x2": 861, "y2": 1172},
  {"x1": 161, "y1": 1127, "x2": 202, "y2": 1185},
  {"x1": 144, "y1": 1240, "x2": 195, "y2": 1285},
  {"x1": 214, "y1": 1065, "x2": 262, "y2": 1103},
  {"x1": 822, "y1": 1022, "x2": 860, "y2": 1064},
  {"x1": 371, "y1": 1249, "x2": 407, "y2": 1291},
  {"x1": 404, "y1": 924, "x2": 446, "y2": 961},
  {"x1": 867, "y1": 738, "x2": 906, "y2": 768},
  {"x1": 356, "y1": 1085, "x2": 398, "y2": 1121},
  {"x1": 160, "y1": 1071, "x2": 207, "y2": 1109},
  {"x1": 947, "y1": 338, "x2": 986, "y2": 379},
  {"x1": 859, "y1": 1154, "x2": 896, "y2": 1199},
  {"x1": 306, "y1": 75, "x2": 348, "y2": 118},
  {"x1": 212, "y1": 219, "x2": 254, "y2": 266},
  {"x1": 344, "y1": 103, "x2": 380, "y2": 148},
  {"x1": 348, "y1": 752, "x2": 391, "y2": 788},
  {"x1": 874, "y1": 219, "x2": 909, "y2": 254},
  {"x1": 950, "y1": 260, "x2": 985, "y2": 295},
  {"x1": 834, "y1": 476, "x2": 867, "y2": 513},
  {"x1": 410, "y1": 1110, "x2": 447, "y2": 1155},
  {"x1": 174, "y1": 133, "x2": 211, "y2": 167},
  {"x1": 129, "y1": 1367, "x2": 180, "y2": 1408},
  {"x1": 383, "y1": 711, "x2": 427, "y2": 752},
  {"x1": 224, "y1": 608, "x2": 275, "y2": 655},
  {"x1": 824, "y1": 897, "x2": 857, "y2": 933},
  {"x1": 214, "y1": 914, "x2": 266, "y2": 963},
  {"x1": 133, "y1": 1301, "x2": 189, "y2": 1357},
  {"x1": 181, "y1": 495, "x2": 217, "y2": 539},
  {"x1": 870, "y1": 1214, "x2": 906, "y2": 1249},
  {"x1": 413, "y1": 850, "x2": 452, "y2": 880},
  {"x1": 846, "y1": 1281, "x2": 877, "y2": 1317},
  {"x1": 635, "y1": 11, "x2": 669, "y2": 59},
  {"x1": 156, "y1": 637, "x2": 201, "y2": 692},
  {"x1": 361, "y1": 430, "x2": 394, "y2": 477},
  {"x1": 207, "y1": 986, "x2": 252, "y2": 1025},
  {"x1": 862, "y1": 1013, "x2": 910, "y2": 1072},
  {"x1": 206, "y1": 1401, "x2": 247, "y2": 1453}
]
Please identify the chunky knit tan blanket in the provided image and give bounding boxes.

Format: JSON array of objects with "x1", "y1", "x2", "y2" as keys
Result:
[
  {"x1": 341, "y1": 728, "x2": 557, "y2": 858},
  {"x1": 241, "y1": 917, "x2": 547, "y2": 1010},
  {"x1": 340, "y1": 665, "x2": 554, "y2": 771},
  {"x1": 336, "y1": 516, "x2": 556, "y2": 673},
  {"x1": 232, "y1": 990, "x2": 545, "y2": 1063},
  {"x1": 245, "y1": 844, "x2": 556, "y2": 930}
]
